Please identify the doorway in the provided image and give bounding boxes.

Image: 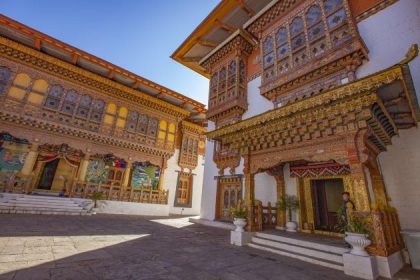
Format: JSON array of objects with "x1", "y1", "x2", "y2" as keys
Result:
[
  {"x1": 38, "y1": 158, "x2": 60, "y2": 190},
  {"x1": 312, "y1": 178, "x2": 344, "y2": 232},
  {"x1": 216, "y1": 179, "x2": 242, "y2": 222}
]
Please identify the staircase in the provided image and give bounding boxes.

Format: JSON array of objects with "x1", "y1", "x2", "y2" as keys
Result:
[
  {"x1": 248, "y1": 232, "x2": 349, "y2": 271},
  {"x1": 0, "y1": 194, "x2": 92, "y2": 216}
]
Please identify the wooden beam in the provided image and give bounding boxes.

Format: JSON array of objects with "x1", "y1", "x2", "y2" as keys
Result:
[
  {"x1": 131, "y1": 80, "x2": 141, "y2": 89},
  {"x1": 108, "y1": 70, "x2": 115, "y2": 79},
  {"x1": 198, "y1": 39, "x2": 218, "y2": 48},
  {"x1": 214, "y1": 19, "x2": 236, "y2": 33},
  {"x1": 34, "y1": 38, "x2": 41, "y2": 50},
  {"x1": 236, "y1": 0, "x2": 256, "y2": 17},
  {"x1": 71, "y1": 53, "x2": 79, "y2": 65},
  {"x1": 183, "y1": 56, "x2": 202, "y2": 62}
]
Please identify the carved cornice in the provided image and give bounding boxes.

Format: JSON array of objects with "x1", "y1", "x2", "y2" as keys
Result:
[
  {"x1": 0, "y1": 111, "x2": 174, "y2": 159},
  {"x1": 0, "y1": 37, "x2": 190, "y2": 119},
  {"x1": 207, "y1": 65, "x2": 406, "y2": 141},
  {"x1": 180, "y1": 120, "x2": 207, "y2": 135},
  {"x1": 200, "y1": 31, "x2": 255, "y2": 71},
  {"x1": 244, "y1": 0, "x2": 300, "y2": 37}
]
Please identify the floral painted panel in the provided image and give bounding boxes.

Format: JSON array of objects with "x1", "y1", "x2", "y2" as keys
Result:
[
  {"x1": 0, "y1": 147, "x2": 27, "y2": 173},
  {"x1": 131, "y1": 162, "x2": 160, "y2": 189},
  {"x1": 86, "y1": 160, "x2": 109, "y2": 183}
]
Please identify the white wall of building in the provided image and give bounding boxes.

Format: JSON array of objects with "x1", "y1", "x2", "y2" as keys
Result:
[
  {"x1": 254, "y1": 173, "x2": 277, "y2": 205},
  {"x1": 356, "y1": 0, "x2": 420, "y2": 230},
  {"x1": 162, "y1": 148, "x2": 205, "y2": 216},
  {"x1": 242, "y1": 76, "x2": 274, "y2": 120},
  {"x1": 200, "y1": 121, "x2": 219, "y2": 220}
]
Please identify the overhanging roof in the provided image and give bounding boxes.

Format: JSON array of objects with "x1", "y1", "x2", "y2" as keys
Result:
[
  {"x1": 0, "y1": 14, "x2": 207, "y2": 123},
  {"x1": 171, "y1": 0, "x2": 272, "y2": 77}
]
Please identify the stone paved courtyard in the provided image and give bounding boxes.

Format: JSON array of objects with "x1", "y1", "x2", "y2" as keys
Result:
[{"x1": 0, "y1": 214, "x2": 418, "y2": 280}]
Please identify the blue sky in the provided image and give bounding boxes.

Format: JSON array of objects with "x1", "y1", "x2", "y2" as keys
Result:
[{"x1": 1, "y1": 0, "x2": 219, "y2": 106}]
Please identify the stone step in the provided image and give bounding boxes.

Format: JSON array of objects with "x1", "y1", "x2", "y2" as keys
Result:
[
  {"x1": 255, "y1": 232, "x2": 349, "y2": 255},
  {"x1": 7, "y1": 200, "x2": 79, "y2": 207},
  {"x1": 0, "y1": 207, "x2": 91, "y2": 216},
  {"x1": 0, "y1": 203, "x2": 83, "y2": 210},
  {"x1": 251, "y1": 236, "x2": 343, "y2": 264},
  {"x1": 15, "y1": 196, "x2": 76, "y2": 202},
  {"x1": 0, "y1": 205, "x2": 88, "y2": 212},
  {"x1": 248, "y1": 242, "x2": 344, "y2": 271}
]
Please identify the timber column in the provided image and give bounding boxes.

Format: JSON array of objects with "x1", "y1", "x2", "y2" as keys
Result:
[
  {"x1": 347, "y1": 135, "x2": 371, "y2": 212},
  {"x1": 242, "y1": 151, "x2": 255, "y2": 231},
  {"x1": 122, "y1": 160, "x2": 133, "y2": 191},
  {"x1": 21, "y1": 139, "x2": 39, "y2": 193},
  {"x1": 267, "y1": 166, "x2": 286, "y2": 229},
  {"x1": 77, "y1": 150, "x2": 91, "y2": 182},
  {"x1": 157, "y1": 158, "x2": 167, "y2": 190}
]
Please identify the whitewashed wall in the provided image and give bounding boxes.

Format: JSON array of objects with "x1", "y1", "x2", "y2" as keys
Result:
[
  {"x1": 162, "y1": 148, "x2": 205, "y2": 216},
  {"x1": 200, "y1": 121, "x2": 219, "y2": 220},
  {"x1": 356, "y1": 0, "x2": 420, "y2": 230}
]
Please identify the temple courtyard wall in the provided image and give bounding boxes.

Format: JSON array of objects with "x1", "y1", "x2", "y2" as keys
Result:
[{"x1": 200, "y1": 0, "x2": 420, "y2": 231}]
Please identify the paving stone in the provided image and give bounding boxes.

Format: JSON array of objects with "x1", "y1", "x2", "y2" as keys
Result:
[{"x1": 0, "y1": 214, "x2": 417, "y2": 280}]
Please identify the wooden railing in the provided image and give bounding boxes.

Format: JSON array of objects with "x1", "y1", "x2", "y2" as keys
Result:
[
  {"x1": 70, "y1": 181, "x2": 169, "y2": 205},
  {"x1": 247, "y1": 201, "x2": 281, "y2": 231},
  {"x1": 0, "y1": 173, "x2": 33, "y2": 194},
  {"x1": 364, "y1": 210, "x2": 405, "y2": 257}
]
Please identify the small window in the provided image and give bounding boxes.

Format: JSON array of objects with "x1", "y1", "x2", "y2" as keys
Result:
[
  {"x1": 44, "y1": 84, "x2": 64, "y2": 110},
  {"x1": 8, "y1": 73, "x2": 31, "y2": 100},
  {"x1": 176, "y1": 172, "x2": 192, "y2": 206},
  {"x1": 0, "y1": 67, "x2": 12, "y2": 95}
]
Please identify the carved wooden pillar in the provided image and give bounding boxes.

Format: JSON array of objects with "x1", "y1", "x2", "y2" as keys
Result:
[
  {"x1": 267, "y1": 166, "x2": 286, "y2": 229},
  {"x1": 158, "y1": 158, "x2": 167, "y2": 190},
  {"x1": 21, "y1": 141, "x2": 39, "y2": 177},
  {"x1": 243, "y1": 151, "x2": 255, "y2": 231},
  {"x1": 77, "y1": 151, "x2": 91, "y2": 182},
  {"x1": 348, "y1": 161, "x2": 371, "y2": 212},
  {"x1": 366, "y1": 157, "x2": 389, "y2": 207},
  {"x1": 122, "y1": 161, "x2": 133, "y2": 191}
]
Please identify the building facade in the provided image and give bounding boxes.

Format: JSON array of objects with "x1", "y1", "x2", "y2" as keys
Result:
[
  {"x1": 0, "y1": 15, "x2": 206, "y2": 215},
  {"x1": 173, "y1": 0, "x2": 420, "y2": 270}
]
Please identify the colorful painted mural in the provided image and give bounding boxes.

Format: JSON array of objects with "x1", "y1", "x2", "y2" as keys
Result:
[
  {"x1": 0, "y1": 133, "x2": 29, "y2": 179},
  {"x1": 86, "y1": 159, "x2": 109, "y2": 183},
  {"x1": 131, "y1": 162, "x2": 160, "y2": 189}
]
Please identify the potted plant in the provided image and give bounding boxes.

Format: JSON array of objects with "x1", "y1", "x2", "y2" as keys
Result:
[
  {"x1": 230, "y1": 202, "x2": 248, "y2": 232},
  {"x1": 344, "y1": 214, "x2": 371, "y2": 256},
  {"x1": 277, "y1": 194, "x2": 300, "y2": 232},
  {"x1": 90, "y1": 191, "x2": 104, "y2": 212}
]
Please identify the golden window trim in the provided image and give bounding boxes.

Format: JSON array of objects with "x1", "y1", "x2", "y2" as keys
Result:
[{"x1": 0, "y1": 37, "x2": 190, "y2": 119}]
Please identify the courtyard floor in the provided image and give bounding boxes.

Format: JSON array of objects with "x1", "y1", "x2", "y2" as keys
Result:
[{"x1": 0, "y1": 214, "x2": 418, "y2": 280}]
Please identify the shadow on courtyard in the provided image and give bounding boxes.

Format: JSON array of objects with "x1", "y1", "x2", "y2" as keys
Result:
[{"x1": 0, "y1": 214, "x2": 417, "y2": 280}]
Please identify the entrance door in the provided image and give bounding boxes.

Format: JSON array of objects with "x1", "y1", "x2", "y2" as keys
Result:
[
  {"x1": 312, "y1": 178, "x2": 344, "y2": 232},
  {"x1": 218, "y1": 182, "x2": 241, "y2": 221},
  {"x1": 38, "y1": 158, "x2": 60, "y2": 190}
]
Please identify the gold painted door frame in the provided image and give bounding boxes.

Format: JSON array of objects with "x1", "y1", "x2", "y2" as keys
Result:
[{"x1": 298, "y1": 175, "x2": 353, "y2": 234}]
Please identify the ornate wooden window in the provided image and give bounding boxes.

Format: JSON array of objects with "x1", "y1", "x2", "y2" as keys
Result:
[
  {"x1": 61, "y1": 90, "x2": 79, "y2": 115},
  {"x1": 103, "y1": 103, "x2": 117, "y2": 126},
  {"x1": 175, "y1": 172, "x2": 192, "y2": 207},
  {"x1": 0, "y1": 66, "x2": 11, "y2": 96},
  {"x1": 126, "y1": 111, "x2": 138, "y2": 132},
  {"x1": 148, "y1": 118, "x2": 158, "y2": 138},
  {"x1": 228, "y1": 60, "x2": 236, "y2": 88},
  {"x1": 210, "y1": 72, "x2": 218, "y2": 97},
  {"x1": 76, "y1": 95, "x2": 92, "y2": 119},
  {"x1": 115, "y1": 106, "x2": 127, "y2": 129},
  {"x1": 260, "y1": 0, "x2": 358, "y2": 96},
  {"x1": 90, "y1": 99, "x2": 105, "y2": 122},
  {"x1": 44, "y1": 84, "x2": 64, "y2": 110},
  {"x1": 137, "y1": 114, "x2": 149, "y2": 134},
  {"x1": 8, "y1": 73, "x2": 31, "y2": 101},
  {"x1": 157, "y1": 120, "x2": 176, "y2": 148},
  {"x1": 27, "y1": 79, "x2": 48, "y2": 105},
  {"x1": 219, "y1": 67, "x2": 227, "y2": 94},
  {"x1": 179, "y1": 134, "x2": 199, "y2": 169}
]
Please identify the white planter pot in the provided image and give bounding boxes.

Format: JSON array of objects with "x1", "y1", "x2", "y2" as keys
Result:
[
  {"x1": 233, "y1": 218, "x2": 247, "y2": 232},
  {"x1": 286, "y1": 221, "x2": 297, "y2": 232},
  {"x1": 345, "y1": 232, "x2": 371, "y2": 257}
]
